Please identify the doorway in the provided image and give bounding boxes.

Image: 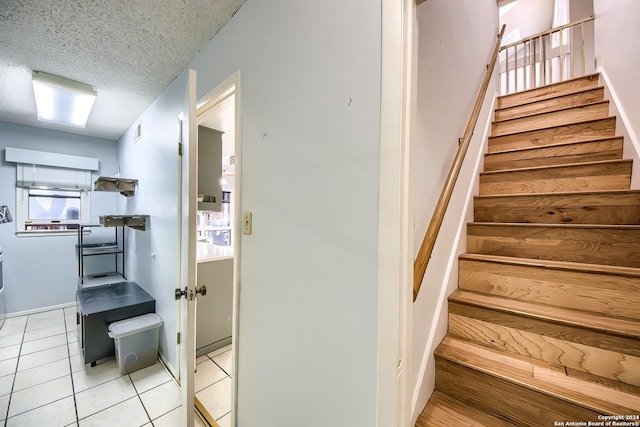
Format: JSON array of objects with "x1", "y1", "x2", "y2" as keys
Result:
[{"x1": 192, "y1": 72, "x2": 240, "y2": 427}]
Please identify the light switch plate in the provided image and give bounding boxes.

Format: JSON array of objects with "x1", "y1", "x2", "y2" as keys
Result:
[{"x1": 243, "y1": 212, "x2": 252, "y2": 235}]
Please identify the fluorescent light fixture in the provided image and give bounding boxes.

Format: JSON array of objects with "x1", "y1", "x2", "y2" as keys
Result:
[{"x1": 32, "y1": 71, "x2": 97, "y2": 128}]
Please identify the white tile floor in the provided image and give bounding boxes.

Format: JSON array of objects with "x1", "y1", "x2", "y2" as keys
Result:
[
  {"x1": 0, "y1": 307, "x2": 233, "y2": 427},
  {"x1": 195, "y1": 346, "x2": 233, "y2": 426}
]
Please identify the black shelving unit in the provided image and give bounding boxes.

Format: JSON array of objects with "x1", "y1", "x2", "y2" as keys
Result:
[{"x1": 77, "y1": 224, "x2": 125, "y2": 288}]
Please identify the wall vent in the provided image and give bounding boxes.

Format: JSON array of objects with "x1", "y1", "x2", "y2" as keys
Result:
[{"x1": 134, "y1": 123, "x2": 142, "y2": 143}]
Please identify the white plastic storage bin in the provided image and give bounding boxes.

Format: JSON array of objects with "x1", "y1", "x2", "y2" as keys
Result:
[{"x1": 108, "y1": 313, "x2": 163, "y2": 375}]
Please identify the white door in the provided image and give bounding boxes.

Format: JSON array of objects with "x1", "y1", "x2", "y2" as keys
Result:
[{"x1": 178, "y1": 68, "x2": 198, "y2": 426}]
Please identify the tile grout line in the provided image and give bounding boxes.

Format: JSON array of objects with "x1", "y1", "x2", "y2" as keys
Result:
[
  {"x1": 2, "y1": 312, "x2": 73, "y2": 424},
  {"x1": 210, "y1": 355, "x2": 232, "y2": 378},
  {"x1": 64, "y1": 309, "x2": 80, "y2": 426},
  {"x1": 129, "y1": 372, "x2": 153, "y2": 426},
  {"x1": 3, "y1": 314, "x2": 28, "y2": 427}
]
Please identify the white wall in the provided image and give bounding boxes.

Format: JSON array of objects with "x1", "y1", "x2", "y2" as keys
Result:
[
  {"x1": 119, "y1": 1, "x2": 383, "y2": 425},
  {"x1": 411, "y1": 0, "x2": 498, "y2": 421},
  {"x1": 0, "y1": 121, "x2": 118, "y2": 314},
  {"x1": 192, "y1": 3, "x2": 381, "y2": 425},
  {"x1": 116, "y1": 71, "x2": 187, "y2": 374},
  {"x1": 593, "y1": 0, "x2": 640, "y2": 187},
  {"x1": 500, "y1": 0, "x2": 554, "y2": 44}
]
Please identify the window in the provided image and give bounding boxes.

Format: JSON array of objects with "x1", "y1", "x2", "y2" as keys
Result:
[
  {"x1": 17, "y1": 187, "x2": 89, "y2": 232},
  {"x1": 5, "y1": 148, "x2": 98, "y2": 236}
]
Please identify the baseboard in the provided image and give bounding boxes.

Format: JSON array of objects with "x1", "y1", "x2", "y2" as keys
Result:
[
  {"x1": 5, "y1": 301, "x2": 76, "y2": 318},
  {"x1": 158, "y1": 349, "x2": 178, "y2": 380},
  {"x1": 598, "y1": 67, "x2": 640, "y2": 188},
  {"x1": 196, "y1": 336, "x2": 232, "y2": 358}
]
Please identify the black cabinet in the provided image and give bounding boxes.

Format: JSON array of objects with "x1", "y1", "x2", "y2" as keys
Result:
[{"x1": 77, "y1": 281, "x2": 155, "y2": 366}]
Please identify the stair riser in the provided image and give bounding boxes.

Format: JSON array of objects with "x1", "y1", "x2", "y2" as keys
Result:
[
  {"x1": 448, "y1": 310, "x2": 640, "y2": 387},
  {"x1": 479, "y1": 161, "x2": 632, "y2": 195},
  {"x1": 484, "y1": 138, "x2": 623, "y2": 172},
  {"x1": 497, "y1": 74, "x2": 600, "y2": 109},
  {"x1": 495, "y1": 87, "x2": 605, "y2": 121},
  {"x1": 488, "y1": 117, "x2": 616, "y2": 153},
  {"x1": 474, "y1": 191, "x2": 640, "y2": 224},
  {"x1": 435, "y1": 358, "x2": 600, "y2": 424},
  {"x1": 459, "y1": 258, "x2": 640, "y2": 319},
  {"x1": 467, "y1": 224, "x2": 640, "y2": 268},
  {"x1": 492, "y1": 102, "x2": 609, "y2": 137}
]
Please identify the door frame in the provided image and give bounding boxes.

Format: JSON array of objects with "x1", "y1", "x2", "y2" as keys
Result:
[
  {"x1": 377, "y1": 0, "x2": 414, "y2": 425},
  {"x1": 194, "y1": 70, "x2": 242, "y2": 427}
]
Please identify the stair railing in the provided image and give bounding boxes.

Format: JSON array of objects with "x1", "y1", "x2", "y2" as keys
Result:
[
  {"x1": 499, "y1": 15, "x2": 595, "y2": 95},
  {"x1": 413, "y1": 25, "x2": 506, "y2": 301}
]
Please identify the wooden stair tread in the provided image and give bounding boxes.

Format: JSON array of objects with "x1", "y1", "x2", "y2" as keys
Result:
[
  {"x1": 488, "y1": 116, "x2": 616, "y2": 141},
  {"x1": 495, "y1": 86, "x2": 604, "y2": 114},
  {"x1": 483, "y1": 138, "x2": 623, "y2": 172},
  {"x1": 435, "y1": 336, "x2": 640, "y2": 414},
  {"x1": 467, "y1": 222, "x2": 640, "y2": 268},
  {"x1": 474, "y1": 188, "x2": 640, "y2": 200},
  {"x1": 459, "y1": 253, "x2": 640, "y2": 278},
  {"x1": 469, "y1": 221, "x2": 640, "y2": 230},
  {"x1": 487, "y1": 136, "x2": 623, "y2": 156},
  {"x1": 497, "y1": 74, "x2": 600, "y2": 109},
  {"x1": 449, "y1": 289, "x2": 640, "y2": 339},
  {"x1": 474, "y1": 189, "x2": 640, "y2": 225},
  {"x1": 493, "y1": 100, "x2": 609, "y2": 125},
  {"x1": 491, "y1": 102, "x2": 610, "y2": 137},
  {"x1": 416, "y1": 391, "x2": 515, "y2": 427},
  {"x1": 497, "y1": 73, "x2": 600, "y2": 101},
  {"x1": 480, "y1": 158, "x2": 631, "y2": 177}
]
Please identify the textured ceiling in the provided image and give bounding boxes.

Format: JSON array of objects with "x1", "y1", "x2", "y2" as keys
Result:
[{"x1": 0, "y1": 0, "x2": 245, "y2": 140}]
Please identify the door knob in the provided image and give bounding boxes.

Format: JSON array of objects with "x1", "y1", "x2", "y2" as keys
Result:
[
  {"x1": 174, "y1": 287, "x2": 187, "y2": 300},
  {"x1": 196, "y1": 284, "x2": 207, "y2": 297}
]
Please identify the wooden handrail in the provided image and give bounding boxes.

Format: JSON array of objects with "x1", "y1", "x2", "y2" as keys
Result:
[{"x1": 413, "y1": 24, "x2": 505, "y2": 301}]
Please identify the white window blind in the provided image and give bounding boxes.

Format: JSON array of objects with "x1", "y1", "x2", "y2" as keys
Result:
[
  {"x1": 5, "y1": 147, "x2": 98, "y2": 235},
  {"x1": 16, "y1": 163, "x2": 92, "y2": 190}
]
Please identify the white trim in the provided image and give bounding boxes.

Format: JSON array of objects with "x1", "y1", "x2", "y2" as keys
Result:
[
  {"x1": 5, "y1": 147, "x2": 99, "y2": 171},
  {"x1": 597, "y1": 67, "x2": 640, "y2": 189},
  {"x1": 5, "y1": 301, "x2": 75, "y2": 318},
  {"x1": 377, "y1": 0, "x2": 413, "y2": 425}
]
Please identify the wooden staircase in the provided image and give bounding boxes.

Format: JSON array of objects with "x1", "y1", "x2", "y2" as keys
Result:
[{"x1": 416, "y1": 74, "x2": 640, "y2": 426}]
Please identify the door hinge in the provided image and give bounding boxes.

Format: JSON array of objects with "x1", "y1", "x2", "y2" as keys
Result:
[
  {"x1": 178, "y1": 142, "x2": 183, "y2": 156},
  {"x1": 177, "y1": 332, "x2": 181, "y2": 345}
]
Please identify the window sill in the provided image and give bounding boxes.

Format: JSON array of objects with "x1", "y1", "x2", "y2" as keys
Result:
[{"x1": 16, "y1": 229, "x2": 90, "y2": 237}]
